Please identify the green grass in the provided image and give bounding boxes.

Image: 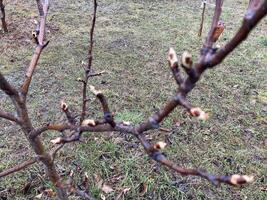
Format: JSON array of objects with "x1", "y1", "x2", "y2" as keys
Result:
[{"x1": 0, "y1": 0, "x2": 267, "y2": 199}]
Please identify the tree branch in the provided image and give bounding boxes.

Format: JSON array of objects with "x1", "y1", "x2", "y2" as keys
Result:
[
  {"x1": 203, "y1": 0, "x2": 223, "y2": 49},
  {"x1": 198, "y1": 0, "x2": 206, "y2": 37},
  {"x1": 0, "y1": 0, "x2": 8, "y2": 33},
  {"x1": 0, "y1": 109, "x2": 20, "y2": 123},
  {"x1": 80, "y1": 0, "x2": 98, "y2": 123},
  {"x1": 0, "y1": 72, "x2": 20, "y2": 97},
  {"x1": 89, "y1": 85, "x2": 116, "y2": 127},
  {"x1": 0, "y1": 159, "x2": 37, "y2": 178},
  {"x1": 207, "y1": 0, "x2": 267, "y2": 67},
  {"x1": 135, "y1": 133, "x2": 254, "y2": 186},
  {"x1": 21, "y1": 0, "x2": 50, "y2": 97},
  {"x1": 60, "y1": 101, "x2": 77, "y2": 125}
]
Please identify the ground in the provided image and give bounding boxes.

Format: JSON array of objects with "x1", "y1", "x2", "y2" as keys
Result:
[{"x1": 0, "y1": 0, "x2": 267, "y2": 199}]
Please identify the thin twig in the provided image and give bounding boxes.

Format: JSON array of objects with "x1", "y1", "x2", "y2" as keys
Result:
[
  {"x1": 89, "y1": 85, "x2": 116, "y2": 127},
  {"x1": 204, "y1": 0, "x2": 223, "y2": 49},
  {"x1": 0, "y1": 159, "x2": 37, "y2": 178},
  {"x1": 21, "y1": 0, "x2": 50, "y2": 97},
  {"x1": 198, "y1": 0, "x2": 206, "y2": 37},
  {"x1": 0, "y1": 109, "x2": 20, "y2": 123},
  {"x1": 208, "y1": 0, "x2": 267, "y2": 67},
  {"x1": 88, "y1": 70, "x2": 106, "y2": 77},
  {"x1": 0, "y1": 0, "x2": 8, "y2": 33},
  {"x1": 80, "y1": 0, "x2": 98, "y2": 123}
]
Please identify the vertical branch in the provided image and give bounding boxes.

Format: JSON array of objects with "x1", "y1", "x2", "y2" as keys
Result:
[
  {"x1": 88, "y1": 0, "x2": 97, "y2": 74},
  {"x1": 203, "y1": 0, "x2": 223, "y2": 49},
  {"x1": 208, "y1": 0, "x2": 267, "y2": 67},
  {"x1": 21, "y1": 0, "x2": 49, "y2": 97},
  {"x1": 0, "y1": 109, "x2": 20, "y2": 123},
  {"x1": 0, "y1": 0, "x2": 8, "y2": 33},
  {"x1": 0, "y1": 159, "x2": 37, "y2": 178},
  {"x1": 80, "y1": 0, "x2": 98, "y2": 123},
  {"x1": 198, "y1": 0, "x2": 206, "y2": 37}
]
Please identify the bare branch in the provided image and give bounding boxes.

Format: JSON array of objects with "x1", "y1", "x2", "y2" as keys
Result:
[
  {"x1": 207, "y1": 0, "x2": 267, "y2": 67},
  {"x1": 0, "y1": 72, "x2": 19, "y2": 97},
  {"x1": 30, "y1": 122, "x2": 115, "y2": 139},
  {"x1": 60, "y1": 101, "x2": 77, "y2": 125},
  {"x1": 2, "y1": 0, "x2": 266, "y2": 198},
  {"x1": 0, "y1": 159, "x2": 37, "y2": 178},
  {"x1": 204, "y1": 0, "x2": 223, "y2": 49},
  {"x1": 198, "y1": 0, "x2": 206, "y2": 37},
  {"x1": 89, "y1": 85, "x2": 116, "y2": 127},
  {"x1": 0, "y1": 0, "x2": 8, "y2": 33},
  {"x1": 88, "y1": 70, "x2": 106, "y2": 77},
  {"x1": 80, "y1": 0, "x2": 98, "y2": 123},
  {"x1": 135, "y1": 133, "x2": 254, "y2": 186},
  {"x1": 168, "y1": 48, "x2": 184, "y2": 85},
  {"x1": 0, "y1": 109, "x2": 20, "y2": 123},
  {"x1": 87, "y1": 0, "x2": 97, "y2": 73},
  {"x1": 21, "y1": 0, "x2": 50, "y2": 96}
]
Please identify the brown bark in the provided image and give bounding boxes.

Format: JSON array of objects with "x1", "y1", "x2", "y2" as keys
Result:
[
  {"x1": 0, "y1": 0, "x2": 8, "y2": 33},
  {"x1": 0, "y1": 0, "x2": 267, "y2": 199}
]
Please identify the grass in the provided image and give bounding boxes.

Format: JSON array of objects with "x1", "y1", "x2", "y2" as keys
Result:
[{"x1": 0, "y1": 0, "x2": 267, "y2": 199}]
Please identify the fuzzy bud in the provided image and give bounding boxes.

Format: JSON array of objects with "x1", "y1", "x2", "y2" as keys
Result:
[
  {"x1": 60, "y1": 100, "x2": 68, "y2": 111},
  {"x1": 43, "y1": 189, "x2": 55, "y2": 197},
  {"x1": 82, "y1": 119, "x2": 96, "y2": 126},
  {"x1": 190, "y1": 107, "x2": 209, "y2": 121},
  {"x1": 168, "y1": 48, "x2": 178, "y2": 68},
  {"x1": 33, "y1": 19, "x2": 38, "y2": 25},
  {"x1": 122, "y1": 121, "x2": 131, "y2": 126},
  {"x1": 50, "y1": 137, "x2": 63, "y2": 145},
  {"x1": 229, "y1": 175, "x2": 254, "y2": 185},
  {"x1": 181, "y1": 51, "x2": 193, "y2": 69},
  {"x1": 69, "y1": 170, "x2": 74, "y2": 177},
  {"x1": 32, "y1": 30, "x2": 38, "y2": 38},
  {"x1": 154, "y1": 141, "x2": 167, "y2": 150}
]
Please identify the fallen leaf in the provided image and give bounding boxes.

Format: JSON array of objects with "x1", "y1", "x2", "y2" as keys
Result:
[
  {"x1": 115, "y1": 187, "x2": 131, "y2": 200},
  {"x1": 100, "y1": 193, "x2": 106, "y2": 200},
  {"x1": 43, "y1": 189, "x2": 55, "y2": 197},
  {"x1": 34, "y1": 193, "x2": 43, "y2": 200},
  {"x1": 102, "y1": 184, "x2": 113, "y2": 194},
  {"x1": 139, "y1": 182, "x2": 147, "y2": 196}
]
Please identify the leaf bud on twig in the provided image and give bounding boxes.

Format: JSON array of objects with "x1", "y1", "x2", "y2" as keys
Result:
[
  {"x1": 190, "y1": 107, "x2": 209, "y2": 121},
  {"x1": 82, "y1": 119, "x2": 96, "y2": 126},
  {"x1": 181, "y1": 51, "x2": 193, "y2": 69}
]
